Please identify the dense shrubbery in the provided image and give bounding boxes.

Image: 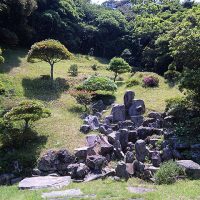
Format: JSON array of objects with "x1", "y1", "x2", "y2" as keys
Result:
[
  {"x1": 78, "y1": 76, "x2": 117, "y2": 92},
  {"x1": 0, "y1": 48, "x2": 4, "y2": 64},
  {"x1": 68, "y1": 64, "x2": 78, "y2": 76},
  {"x1": 155, "y1": 161, "x2": 185, "y2": 185},
  {"x1": 126, "y1": 78, "x2": 140, "y2": 87},
  {"x1": 164, "y1": 70, "x2": 180, "y2": 84},
  {"x1": 143, "y1": 75, "x2": 159, "y2": 87},
  {"x1": 69, "y1": 90, "x2": 94, "y2": 111}
]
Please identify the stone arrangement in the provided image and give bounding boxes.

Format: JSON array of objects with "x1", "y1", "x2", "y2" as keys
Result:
[
  {"x1": 18, "y1": 90, "x2": 199, "y2": 186},
  {"x1": 1, "y1": 90, "x2": 200, "y2": 188}
]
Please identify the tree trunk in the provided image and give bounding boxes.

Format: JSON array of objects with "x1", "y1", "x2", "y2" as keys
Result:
[
  {"x1": 50, "y1": 63, "x2": 54, "y2": 82},
  {"x1": 114, "y1": 73, "x2": 118, "y2": 82}
]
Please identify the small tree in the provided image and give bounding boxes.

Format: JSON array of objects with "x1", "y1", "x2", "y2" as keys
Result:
[
  {"x1": 27, "y1": 39, "x2": 72, "y2": 82},
  {"x1": 4, "y1": 100, "x2": 51, "y2": 130},
  {"x1": 108, "y1": 57, "x2": 131, "y2": 82}
]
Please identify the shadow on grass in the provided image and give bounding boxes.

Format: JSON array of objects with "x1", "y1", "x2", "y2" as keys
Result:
[
  {"x1": 22, "y1": 77, "x2": 69, "y2": 101},
  {"x1": 0, "y1": 129, "x2": 48, "y2": 176},
  {"x1": 116, "y1": 81, "x2": 125, "y2": 87},
  {"x1": 68, "y1": 105, "x2": 85, "y2": 114},
  {"x1": 0, "y1": 48, "x2": 27, "y2": 73}
]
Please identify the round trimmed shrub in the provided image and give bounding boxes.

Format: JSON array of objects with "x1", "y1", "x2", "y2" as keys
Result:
[
  {"x1": 155, "y1": 161, "x2": 185, "y2": 185},
  {"x1": 126, "y1": 78, "x2": 140, "y2": 87},
  {"x1": 164, "y1": 70, "x2": 181, "y2": 83},
  {"x1": 78, "y1": 76, "x2": 117, "y2": 92},
  {"x1": 143, "y1": 75, "x2": 159, "y2": 87}
]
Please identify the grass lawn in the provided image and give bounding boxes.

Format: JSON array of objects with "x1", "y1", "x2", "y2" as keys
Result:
[{"x1": 0, "y1": 48, "x2": 197, "y2": 200}]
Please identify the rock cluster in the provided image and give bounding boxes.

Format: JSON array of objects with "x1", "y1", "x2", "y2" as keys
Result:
[{"x1": 32, "y1": 90, "x2": 200, "y2": 182}]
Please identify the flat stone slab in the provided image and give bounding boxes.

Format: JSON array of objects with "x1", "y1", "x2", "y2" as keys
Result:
[
  {"x1": 42, "y1": 189, "x2": 96, "y2": 199},
  {"x1": 19, "y1": 176, "x2": 71, "y2": 190},
  {"x1": 128, "y1": 186, "x2": 155, "y2": 194}
]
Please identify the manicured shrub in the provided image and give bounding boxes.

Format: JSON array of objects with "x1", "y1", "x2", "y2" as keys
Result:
[
  {"x1": 69, "y1": 90, "x2": 94, "y2": 111},
  {"x1": 164, "y1": 70, "x2": 180, "y2": 83},
  {"x1": 155, "y1": 161, "x2": 185, "y2": 185},
  {"x1": 78, "y1": 76, "x2": 117, "y2": 92},
  {"x1": 126, "y1": 78, "x2": 140, "y2": 87},
  {"x1": 0, "y1": 81, "x2": 5, "y2": 94},
  {"x1": 143, "y1": 75, "x2": 159, "y2": 87},
  {"x1": 4, "y1": 100, "x2": 51, "y2": 130},
  {"x1": 68, "y1": 64, "x2": 78, "y2": 76}
]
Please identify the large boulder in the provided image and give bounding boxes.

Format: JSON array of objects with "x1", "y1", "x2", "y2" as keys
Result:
[
  {"x1": 128, "y1": 99, "x2": 145, "y2": 116},
  {"x1": 115, "y1": 161, "x2": 131, "y2": 179},
  {"x1": 111, "y1": 104, "x2": 126, "y2": 122},
  {"x1": 38, "y1": 149, "x2": 75, "y2": 174},
  {"x1": 86, "y1": 155, "x2": 107, "y2": 172},
  {"x1": 176, "y1": 160, "x2": 200, "y2": 179},
  {"x1": 135, "y1": 140, "x2": 147, "y2": 162},
  {"x1": 91, "y1": 100, "x2": 105, "y2": 113},
  {"x1": 119, "y1": 129, "x2": 129, "y2": 152},
  {"x1": 124, "y1": 90, "x2": 135, "y2": 110},
  {"x1": 84, "y1": 115, "x2": 100, "y2": 130},
  {"x1": 80, "y1": 125, "x2": 91, "y2": 134}
]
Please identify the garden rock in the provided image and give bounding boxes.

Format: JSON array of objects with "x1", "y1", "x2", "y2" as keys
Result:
[
  {"x1": 135, "y1": 140, "x2": 147, "y2": 162},
  {"x1": 151, "y1": 152, "x2": 161, "y2": 167},
  {"x1": 0, "y1": 174, "x2": 15, "y2": 185},
  {"x1": 125, "y1": 150, "x2": 135, "y2": 163},
  {"x1": 86, "y1": 155, "x2": 107, "y2": 171},
  {"x1": 119, "y1": 129, "x2": 129, "y2": 151},
  {"x1": 161, "y1": 146, "x2": 173, "y2": 161},
  {"x1": 131, "y1": 116, "x2": 144, "y2": 127},
  {"x1": 111, "y1": 104, "x2": 126, "y2": 122},
  {"x1": 80, "y1": 125, "x2": 91, "y2": 134},
  {"x1": 115, "y1": 161, "x2": 130, "y2": 179},
  {"x1": 84, "y1": 115, "x2": 100, "y2": 130},
  {"x1": 124, "y1": 90, "x2": 135, "y2": 110},
  {"x1": 91, "y1": 100, "x2": 105, "y2": 113},
  {"x1": 176, "y1": 160, "x2": 200, "y2": 179},
  {"x1": 128, "y1": 186, "x2": 155, "y2": 194},
  {"x1": 19, "y1": 176, "x2": 71, "y2": 190},
  {"x1": 128, "y1": 99, "x2": 145, "y2": 116}
]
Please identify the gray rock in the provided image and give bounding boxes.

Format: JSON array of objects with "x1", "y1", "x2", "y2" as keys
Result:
[
  {"x1": 148, "y1": 112, "x2": 162, "y2": 120},
  {"x1": 137, "y1": 127, "x2": 163, "y2": 140},
  {"x1": 19, "y1": 176, "x2": 71, "y2": 190},
  {"x1": 172, "y1": 149, "x2": 182, "y2": 159},
  {"x1": 128, "y1": 130, "x2": 138, "y2": 143},
  {"x1": 86, "y1": 155, "x2": 107, "y2": 171},
  {"x1": 142, "y1": 118, "x2": 156, "y2": 127},
  {"x1": 38, "y1": 149, "x2": 75, "y2": 174},
  {"x1": 99, "y1": 125, "x2": 112, "y2": 135},
  {"x1": 115, "y1": 161, "x2": 129, "y2": 179},
  {"x1": 91, "y1": 100, "x2": 105, "y2": 113},
  {"x1": 104, "y1": 115, "x2": 113, "y2": 125},
  {"x1": 163, "y1": 115, "x2": 175, "y2": 127},
  {"x1": 151, "y1": 152, "x2": 161, "y2": 167},
  {"x1": 119, "y1": 128, "x2": 129, "y2": 152},
  {"x1": 125, "y1": 151, "x2": 135, "y2": 163},
  {"x1": 80, "y1": 125, "x2": 91, "y2": 134},
  {"x1": 75, "y1": 146, "x2": 91, "y2": 162},
  {"x1": 161, "y1": 146, "x2": 173, "y2": 161},
  {"x1": 84, "y1": 115, "x2": 100, "y2": 130},
  {"x1": 124, "y1": 90, "x2": 135, "y2": 110},
  {"x1": 176, "y1": 160, "x2": 200, "y2": 179},
  {"x1": 128, "y1": 99, "x2": 145, "y2": 116},
  {"x1": 0, "y1": 174, "x2": 15, "y2": 185},
  {"x1": 128, "y1": 186, "x2": 155, "y2": 194},
  {"x1": 111, "y1": 104, "x2": 126, "y2": 122},
  {"x1": 108, "y1": 131, "x2": 119, "y2": 145},
  {"x1": 131, "y1": 115, "x2": 144, "y2": 127},
  {"x1": 135, "y1": 140, "x2": 147, "y2": 162},
  {"x1": 133, "y1": 160, "x2": 145, "y2": 173}
]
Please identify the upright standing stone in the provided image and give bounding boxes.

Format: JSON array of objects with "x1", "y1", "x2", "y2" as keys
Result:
[
  {"x1": 111, "y1": 104, "x2": 125, "y2": 122},
  {"x1": 119, "y1": 129, "x2": 129, "y2": 152},
  {"x1": 135, "y1": 140, "x2": 147, "y2": 162},
  {"x1": 124, "y1": 91, "x2": 135, "y2": 118}
]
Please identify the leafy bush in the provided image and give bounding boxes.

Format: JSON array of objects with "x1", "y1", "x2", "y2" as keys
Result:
[
  {"x1": 143, "y1": 75, "x2": 159, "y2": 87},
  {"x1": 4, "y1": 100, "x2": 51, "y2": 130},
  {"x1": 126, "y1": 78, "x2": 140, "y2": 87},
  {"x1": 68, "y1": 64, "x2": 78, "y2": 76},
  {"x1": 0, "y1": 48, "x2": 4, "y2": 64},
  {"x1": 69, "y1": 90, "x2": 94, "y2": 111},
  {"x1": 0, "y1": 81, "x2": 5, "y2": 94},
  {"x1": 91, "y1": 64, "x2": 97, "y2": 71},
  {"x1": 78, "y1": 76, "x2": 117, "y2": 92},
  {"x1": 155, "y1": 161, "x2": 185, "y2": 185},
  {"x1": 164, "y1": 70, "x2": 180, "y2": 83}
]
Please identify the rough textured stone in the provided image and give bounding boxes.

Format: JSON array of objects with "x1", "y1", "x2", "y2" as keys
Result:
[
  {"x1": 86, "y1": 155, "x2": 107, "y2": 171},
  {"x1": 111, "y1": 104, "x2": 126, "y2": 122},
  {"x1": 131, "y1": 116, "x2": 144, "y2": 127},
  {"x1": 128, "y1": 130, "x2": 138, "y2": 143},
  {"x1": 75, "y1": 147, "x2": 92, "y2": 162},
  {"x1": 84, "y1": 115, "x2": 100, "y2": 130},
  {"x1": 124, "y1": 90, "x2": 135, "y2": 110},
  {"x1": 115, "y1": 161, "x2": 129, "y2": 179},
  {"x1": 119, "y1": 129, "x2": 129, "y2": 152},
  {"x1": 135, "y1": 140, "x2": 147, "y2": 162},
  {"x1": 128, "y1": 99, "x2": 145, "y2": 116},
  {"x1": 128, "y1": 186, "x2": 155, "y2": 194},
  {"x1": 176, "y1": 160, "x2": 200, "y2": 179},
  {"x1": 151, "y1": 152, "x2": 161, "y2": 167},
  {"x1": 38, "y1": 149, "x2": 75, "y2": 174},
  {"x1": 137, "y1": 127, "x2": 163, "y2": 140},
  {"x1": 91, "y1": 100, "x2": 105, "y2": 113},
  {"x1": 0, "y1": 174, "x2": 15, "y2": 185},
  {"x1": 148, "y1": 112, "x2": 162, "y2": 120},
  {"x1": 80, "y1": 125, "x2": 91, "y2": 134},
  {"x1": 19, "y1": 176, "x2": 71, "y2": 190},
  {"x1": 161, "y1": 146, "x2": 173, "y2": 161},
  {"x1": 108, "y1": 131, "x2": 119, "y2": 145},
  {"x1": 125, "y1": 150, "x2": 135, "y2": 163}
]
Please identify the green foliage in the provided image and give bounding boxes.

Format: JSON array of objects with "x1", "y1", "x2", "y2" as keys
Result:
[
  {"x1": 108, "y1": 57, "x2": 131, "y2": 82},
  {"x1": 78, "y1": 76, "x2": 117, "y2": 92},
  {"x1": 69, "y1": 90, "x2": 93, "y2": 111},
  {"x1": 164, "y1": 70, "x2": 181, "y2": 83},
  {"x1": 4, "y1": 100, "x2": 51, "y2": 129},
  {"x1": 155, "y1": 161, "x2": 185, "y2": 185},
  {"x1": 0, "y1": 81, "x2": 5, "y2": 95},
  {"x1": 68, "y1": 64, "x2": 78, "y2": 76},
  {"x1": 0, "y1": 48, "x2": 4, "y2": 65},
  {"x1": 126, "y1": 77, "x2": 140, "y2": 87},
  {"x1": 27, "y1": 39, "x2": 72, "y2": 80}
]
